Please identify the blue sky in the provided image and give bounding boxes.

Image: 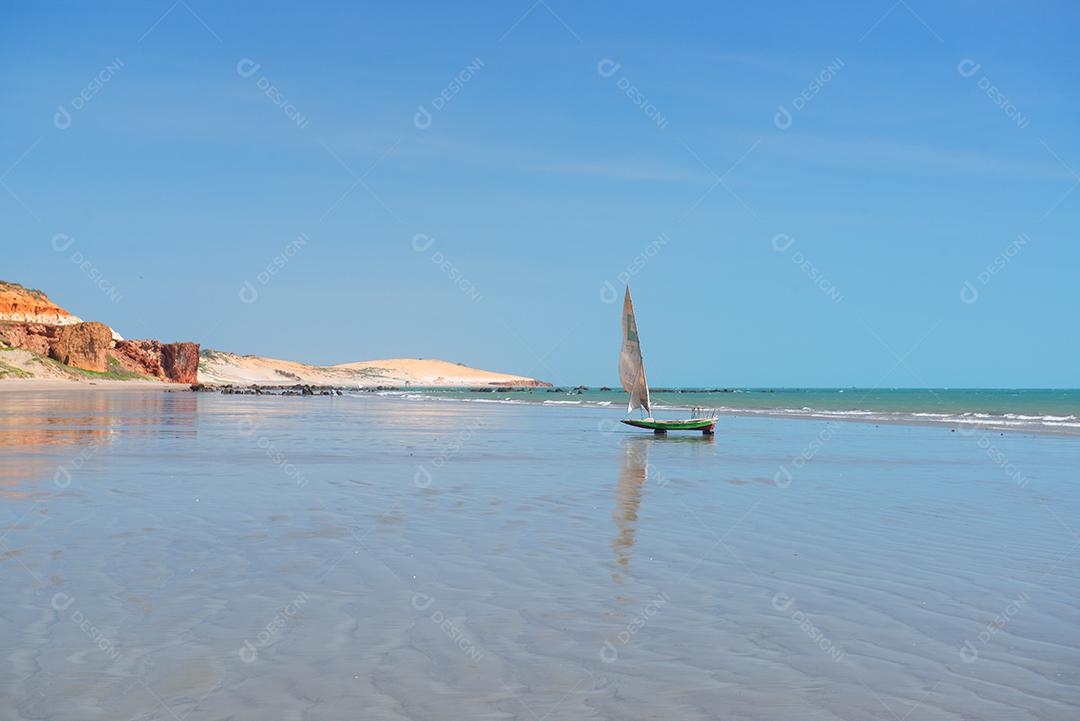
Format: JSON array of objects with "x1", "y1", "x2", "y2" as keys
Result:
[{"x1": 2, "y1": 1, "x2": 1077, "y2": 387}]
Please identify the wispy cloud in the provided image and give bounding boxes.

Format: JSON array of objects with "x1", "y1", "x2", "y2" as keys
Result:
[{"x1": 769, "y1": 134, "x2": 1075, "y2": 181}]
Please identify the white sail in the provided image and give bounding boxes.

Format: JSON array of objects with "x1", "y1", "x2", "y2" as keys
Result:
[{"x1": 619, "y1": 287, "x2": 651, "y2": 415}]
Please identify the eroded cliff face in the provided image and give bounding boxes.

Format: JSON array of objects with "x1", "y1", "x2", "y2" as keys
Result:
[
  {"x1": 0, "y1": 322, "x2": 52, "y2": 356},
  {"x1": 0, "y1": 321, "x2": 115, "y2": 367},
  {"x1": 50, "y1": 322, "x2": 114, "y2": 371},
  {"x1": 0, "y1": 282, "x2": 198, "y2": 383},
  {"x1": 113, "y1": 340, "x2": 200, "y2": 383}
]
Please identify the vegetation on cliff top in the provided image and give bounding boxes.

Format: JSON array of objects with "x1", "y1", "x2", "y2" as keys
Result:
[{"x1": 0, "y1": 280, "x2": 47, "y2": 299}]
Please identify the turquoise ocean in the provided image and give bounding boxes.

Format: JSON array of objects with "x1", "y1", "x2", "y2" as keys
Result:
[{"x1": 358, "y1": 387, "x2": 1080, "y2": 435}]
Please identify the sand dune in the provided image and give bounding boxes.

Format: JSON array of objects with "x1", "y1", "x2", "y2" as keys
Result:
[
  {"x1": 1, "y1": 281, "x2": 546, "y2": 389},
  {"x1": 197, "y1": 350, "x2": 548, "y2": 387}
]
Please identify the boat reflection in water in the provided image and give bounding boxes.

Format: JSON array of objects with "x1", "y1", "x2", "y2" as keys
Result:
[
  {"x1": 611, "y1": 437, "x2": 650, "y2": 583},
  {"x1": 611, "y1": 434, "x2": 714, "y2": 583}
]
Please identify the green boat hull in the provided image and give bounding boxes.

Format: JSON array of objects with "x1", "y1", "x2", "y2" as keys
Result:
[{"x1": 621, "y1": 418, "x2": 717, "y2": 434}]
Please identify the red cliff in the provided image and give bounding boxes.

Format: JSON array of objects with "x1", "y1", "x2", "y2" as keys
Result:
[
  {"x1": 50, "y1": 322, "x2": 114, "y2": 371},
  {"x1": 113, "y1": 340, "x2": 200, "y2": 384},
  {"x1": 0, "y1": 281, "x2": 83, "y2": 325},
  {"x1": 0, "y1": 281, "x2": 198, "y2": 383}
]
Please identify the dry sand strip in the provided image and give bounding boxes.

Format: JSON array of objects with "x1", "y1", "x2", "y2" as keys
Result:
[
  {"x1": 197, "y1": 351, "x2": 549, "y2": 388},
  {"x1": 0, "y1": 349, "x2": 548, "y2": 390}
]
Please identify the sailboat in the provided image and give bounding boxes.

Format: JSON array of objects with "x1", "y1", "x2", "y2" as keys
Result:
[{"x1": 618, "y1": 287, "x2": 718, "y2": 435}]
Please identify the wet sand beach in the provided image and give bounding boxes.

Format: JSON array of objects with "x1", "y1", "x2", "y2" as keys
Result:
[{"x1": 1, "y1": 390, "x2": 1078, "y2": 720}]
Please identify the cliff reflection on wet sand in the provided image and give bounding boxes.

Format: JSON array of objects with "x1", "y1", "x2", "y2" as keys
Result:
[{"x1": 0, "y1": 391, "x2": 197, "y2": 494}]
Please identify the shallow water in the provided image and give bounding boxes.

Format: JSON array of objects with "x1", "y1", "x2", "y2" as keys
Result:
[
  {"x1": 373, "y1": 387, "x2": 1080, "y2": 435},
  {"x1": 1, "y1": 390, "x2": 1079, "y2": 720}
]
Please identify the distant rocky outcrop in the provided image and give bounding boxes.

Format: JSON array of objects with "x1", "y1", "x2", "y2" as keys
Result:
[{"x1": 0, "y1": 281, "x2": 197, "y2": 383}]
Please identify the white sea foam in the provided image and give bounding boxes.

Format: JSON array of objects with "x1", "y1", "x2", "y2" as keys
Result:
[{"x1": 345, "y1": 391, "x2": 1079, "y2": 435}]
